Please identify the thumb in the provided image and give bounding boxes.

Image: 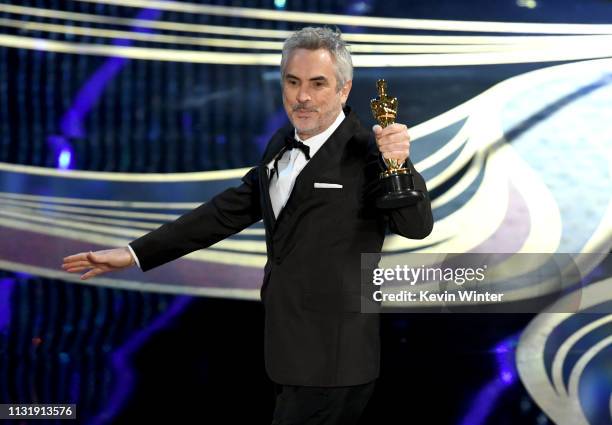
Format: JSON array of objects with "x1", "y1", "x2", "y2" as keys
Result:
[
  {"x1": 87, "y1": 251, "x2": 102, "y2": 264},
  {"x1": 372, "y1": 125, "x2": 383, "y2": 136}
]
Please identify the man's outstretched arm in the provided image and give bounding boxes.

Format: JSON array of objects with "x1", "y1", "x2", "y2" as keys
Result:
[{"x1": 62, "y1": 166, "x2": 262, "y2": 279}]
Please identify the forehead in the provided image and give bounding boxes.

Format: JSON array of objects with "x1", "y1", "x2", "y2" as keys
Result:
[{"x1": 285, "y1": 48, "x2": 337, "y2": 81}]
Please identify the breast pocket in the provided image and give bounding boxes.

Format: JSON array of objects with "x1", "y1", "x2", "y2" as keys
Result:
[{"x1": 311, "y1": 181, "x2": 347, "y2": 202}]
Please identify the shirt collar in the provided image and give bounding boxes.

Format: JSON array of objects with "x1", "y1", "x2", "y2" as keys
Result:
[
  {"x1": 267, "y1": 109, "x2": 346, "y2": 170},
  {"x1": 293, "y1": 109, "x2": 345, "y2": 158}
]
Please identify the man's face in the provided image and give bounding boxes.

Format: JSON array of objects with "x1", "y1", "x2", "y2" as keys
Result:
[{"x1": 282, "y1": 48, "x2": 352, "y2": 140}]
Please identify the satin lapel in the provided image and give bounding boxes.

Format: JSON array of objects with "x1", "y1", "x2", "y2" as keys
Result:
[
  {"x1": 258, "y1": 129, "x2": 292, "y2": 234},
  {"x1": 258, "y1": 164, "x2": 275, "y2": 232}
]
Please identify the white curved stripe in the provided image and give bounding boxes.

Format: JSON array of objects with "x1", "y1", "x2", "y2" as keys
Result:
[
  {"x1": 385, "y1": 142, "x2": 562, "y2": 279},
  {"x1": 0, "y1": 199, "x2": 266, "y2": 236},
  {"x1": 418, "y1": 145, "x2": 561, "y2": 294},
  {"x1": 386, "y1": 145, "x2": 561, "y2": 300},
  {"x1": 517, "y1": 278, "x2": 612, "y2": 425},
  {"x1": 567, "y1": 335, "x2": 612, "y2": 423},
  {"x1": 0, "y1": 207, "x2": 169, "y2": 238},
  {"x1": 2, "y1": 34, "x2": 612, "y2": 67},
  {"x1": 4, "y1": 4, "x2": 612, "y2": 45},
  {"x1": 509, "y1": 145, "x2": 562, "y2": 254},
  {"x1": 0, "y1": 191, "x2": 201, "y2": 209},
  {"x1": 350, "y1": 46, "x2": 612, "y2": 67},
  {"x1": 8, "y1": 17, "x2": 610, "y2": 54},
  {"x1": 413, "y1": 57, "x2": 612, "y2": 143},
  {"x1": 0, "y1": 208, "x2": 267, "y2": 253},
  {"x1": 5, "y1": 18, "x2": 599, "y2": 54},
  {"x1": 580, "y1": 149, "x2": 612, "y2": 254},
  {"x1": 0, "y1": 161, "x2": 250, "y2": 181},
  {"x1": 0, "y1": 60, "x2": 608, "y2": 186},
  {"x1": 429, "y1": 151, "x2": 484, "y2": 209},
  {"x1": 2, "y1": 204, "x2": 168, "y2": 230},
  {"x1": 0, "y1": 17, "x2": 281, "y2": 51},
  {"x1": 551, "y1": 315, "x2": 612, "y2": 397},
  {"x1": 0, "y1": 216, "x2": 267, "y2": 267},
  {"x1": 0, "y1": 197, "x2": 264, "y2": 240},
  {"x1": 413, "y1": 118, "x2": 470, "y2": 173},
  {"x1": 347, "y1": 34, "x2": 612, "y2": 45},
  {"x1": 385, "y1": 144, "x2": 509, "y2": 254},
  {"x1": 401, "y1": 59, "x2": 610, "y2": 253},
  {"x1": 416, "y1": 70, "x2": 509, "y2": 193},
  {"x1": 77, "y1": 0, "x2": 612, "y2": 35},
  {"x1": 0, "y1": 3, "x2": 294, "y2": 39},
  {"x1": 0, "y1": 198, "x2": 181, "y2": 221},
  {"x1": 0, "y1": 259, "x2": 262, "y2": 301}
]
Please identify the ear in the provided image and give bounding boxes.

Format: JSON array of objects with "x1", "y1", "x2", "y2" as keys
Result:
[{"x1": 340, "y1": 79, "x2": 352, "y2": 104}]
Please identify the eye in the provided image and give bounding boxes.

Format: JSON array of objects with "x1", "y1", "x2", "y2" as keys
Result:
[{"x1": 286, "y1": 79, "x2": 298, "y2": 86}]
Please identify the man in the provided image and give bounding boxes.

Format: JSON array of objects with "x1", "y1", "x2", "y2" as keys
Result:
[{"x1": 62, "y1": 27, "x2": 433, "y2": 424}]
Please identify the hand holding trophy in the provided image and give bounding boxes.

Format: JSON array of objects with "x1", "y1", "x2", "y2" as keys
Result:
[{"x1": 370, "y1": 79, "x2": 425, "y2": 208}]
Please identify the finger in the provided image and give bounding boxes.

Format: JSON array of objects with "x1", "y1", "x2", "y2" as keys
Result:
[
  {"x1": 380, "y1": 129, "x2": 409, "y2": 143},
  {"x1": 65, "y1": 266, "x2": 90, "y2": 273},
  {"x1": 372, "y1": 125, "x2": 383, "y2": 136},
  {"x1": 376, "y1": 131, "x2": 409, "y2": 146},
  {"x1": 62, "y1": 260, "x2": 92, "y2": 269},
  {"x1": 62, "y1": 252, "x2": 89, "y2": 262},
  {"x1": 81, "y1": 267, "x2": 105, "y2": 280},
  {"x1": 379, "y1": 123, "x2": 407, "y2": 135},
  {"x1": 377, "y1": 143, "x2": 410, "y2": 152}
]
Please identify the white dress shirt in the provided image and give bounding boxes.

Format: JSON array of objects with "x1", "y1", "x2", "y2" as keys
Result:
[
  {"x1": 268, "y1": 110, "x2": 345, "y2": 218},
  {"x1": 128, "y1": 109, "x2": 347, "y2": 269}
]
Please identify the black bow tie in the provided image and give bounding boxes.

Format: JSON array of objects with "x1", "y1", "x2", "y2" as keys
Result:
[
  {"x1": 284, "y1": 135, "x2": 311, "y2": 160},
  {"x1": 270, "y1": 136, "x2": 311, "y2": 182}
]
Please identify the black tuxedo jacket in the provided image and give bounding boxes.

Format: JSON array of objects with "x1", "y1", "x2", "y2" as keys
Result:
[{"x1": 130, "y1": 106, "x2": 433, "y2": 387}]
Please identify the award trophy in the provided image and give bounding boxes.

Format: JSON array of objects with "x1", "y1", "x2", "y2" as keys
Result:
[{"x1": 370, "y1": 79, "x2": 424, "y2": 208}]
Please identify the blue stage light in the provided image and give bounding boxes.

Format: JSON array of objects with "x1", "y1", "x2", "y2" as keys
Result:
[{"x1": 58, "y1": 148, "x2": 72, "y2": 169}]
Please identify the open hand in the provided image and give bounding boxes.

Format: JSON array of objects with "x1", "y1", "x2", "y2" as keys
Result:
[{"x1": 62, "y1": 247, "x2": 135, "y2": 280}]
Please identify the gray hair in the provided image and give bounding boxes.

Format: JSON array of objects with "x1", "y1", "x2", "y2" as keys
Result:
[{"x1": 280, "y1": 27, "x2": 353, "y2": 91}]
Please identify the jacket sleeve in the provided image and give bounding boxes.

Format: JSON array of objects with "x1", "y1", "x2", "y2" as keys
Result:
[
  {"x1": 364, "y1": 135, "x2": 433, "y2": 240},
  {"x1": 129, "y1": 166, "x2": 262, "y2": 271},
  {"x1": 385, "y1": 158, "x2": 434, "y2": 239}
]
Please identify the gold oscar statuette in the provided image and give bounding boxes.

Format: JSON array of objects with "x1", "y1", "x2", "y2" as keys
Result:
[{"x1": 370, "y1": 79, "x2": 424, "y2": 208}]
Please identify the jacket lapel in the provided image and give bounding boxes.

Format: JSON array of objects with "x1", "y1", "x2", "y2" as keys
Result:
[
  {"x1": 273, "y1": 107, "x2": 361, "y2": 230},
  {"x1": 257, "y1": 128, "x2": 292, "y2": 234}
]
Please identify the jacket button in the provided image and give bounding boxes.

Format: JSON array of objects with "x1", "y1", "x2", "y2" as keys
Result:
[{"x1": 274, "y1": 256, "x2": 282, "y2": 264}]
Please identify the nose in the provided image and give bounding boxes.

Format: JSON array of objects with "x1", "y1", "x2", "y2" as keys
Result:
[{"x1": 296, "y1": 86, "x2": 311, "y2": 103}]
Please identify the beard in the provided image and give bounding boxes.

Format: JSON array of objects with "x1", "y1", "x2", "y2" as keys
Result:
[{"x1": 286, "y1": 100, "x2": 342, "y2": 139}]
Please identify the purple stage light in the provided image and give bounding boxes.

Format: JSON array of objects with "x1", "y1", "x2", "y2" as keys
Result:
[
  {"x1": 458, "y1": 333, "x2": 521, "y2": 425},
  {"x1": 494, "y1": 336, "x2": 518, "y2": 385},
  {"x1": 500, "y1": 370, "x2": 515, "y2": 384},
  {"x1": 0, "y1": 277, "x2": 16, "y2": 331},
  {"x1": 51, "y1": 7, "x2": 163, "y2": 168}
]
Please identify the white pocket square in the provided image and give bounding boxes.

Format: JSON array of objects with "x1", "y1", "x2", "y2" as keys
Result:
[{"x1": 314, "y1": 182, "x2": 343, "y2": 189}]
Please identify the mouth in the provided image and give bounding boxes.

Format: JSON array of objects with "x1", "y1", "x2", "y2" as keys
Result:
[{"x1": 294, "y1": 109, "x2": 317, "y2": 119}]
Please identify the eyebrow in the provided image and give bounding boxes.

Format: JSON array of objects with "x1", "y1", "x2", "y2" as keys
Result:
[{"x1": 285, "y1": 73, "x2": 328, "y2": 82}]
